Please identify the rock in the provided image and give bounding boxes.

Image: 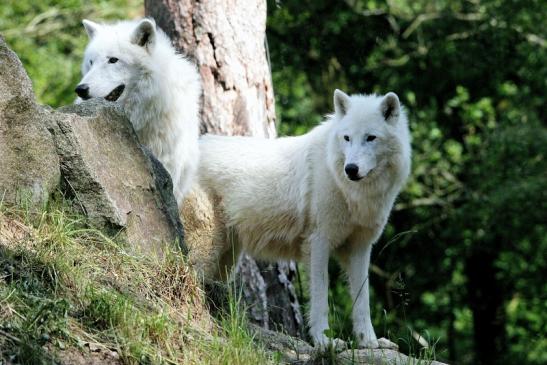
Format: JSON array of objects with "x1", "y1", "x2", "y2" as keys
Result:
[
  {"x1": 142, "y1": 147, "x2": 186, "y2": 254},
  {"x1": 0, "y1": 36, "x2": 185, "y2": 254},
  {"x1": 0, "y1": 36, "x2": 60, "y2": 206},
  {"x1": 250, "y1": 324, "x2": 450, "y2": 365},
  {"x1": 336, "y1": 348, "x2": 449, "y2": 365},
  {"x1": 249, "y1": 324, "x2": 314, "y2": 364},
  {"x1": 53, "y1": 100, "x2": 185, "y2": 254}
]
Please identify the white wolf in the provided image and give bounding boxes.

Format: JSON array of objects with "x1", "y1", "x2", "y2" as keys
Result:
[
  {"x1": 75, "y1": 18, "x2": 201, "y2": 205},
  {"x1": 185, "y1": 90, "x2": 411, "y2": 349}
]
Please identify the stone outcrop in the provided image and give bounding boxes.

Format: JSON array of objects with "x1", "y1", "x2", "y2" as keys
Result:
[
  {"x1": 0, "y1": 36, "x2": 184, "y2": 254},
  {"x1": 0, "y1": 37, "x2": 60, "y2": 206},
  {"x1": 53, "y1": 100, "x2": 185, "y2": 253},
  {"x1": 250, "y1": 324, "x2": 450, "y2": 365}
]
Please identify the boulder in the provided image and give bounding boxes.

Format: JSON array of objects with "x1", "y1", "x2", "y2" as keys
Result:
[
  {"x1": 53, "y1": 100, "x2": 185, "y2": 254},
  {"x1": 0, "y1": 36, "x2": 60, "y2": 206},
  {"x1": 0, "y1": 36, "x2": 184, "y2": 255}
]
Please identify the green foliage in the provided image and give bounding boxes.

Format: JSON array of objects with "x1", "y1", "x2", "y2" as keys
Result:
[
  {"x1": 0, "y1": 0, "x2": 142, "y2": 107},
  {"x1": 268, "y1": 0, "x2": 546, "y2": 364}
]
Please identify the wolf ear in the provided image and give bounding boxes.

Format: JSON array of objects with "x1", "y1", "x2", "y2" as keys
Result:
[
  {"x1": 334, "y1": 89, "x2": 351, "y2": 117},
  {"x1": 82, "y1": 19, "x2": 100, "y2": 39},
  {"x1": 131, "y1": 18, "x2": 156, "y2": 50},
  {"x1": 380, "y1": 92, "x2": 400, "y2": 124}
]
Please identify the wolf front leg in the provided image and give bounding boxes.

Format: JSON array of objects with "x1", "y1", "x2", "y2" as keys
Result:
[
  {"x1": 307, "y1": 232, "x2": 331, "y2": 348},
  {"x1": 307, "y1": 232, "x2": 347, "y2": 350},
  {"x1": 347, "y1": 240, "x2": 398, "y2": 349},
  {"x1": 347, "y1": 242, "x2": 378, "y2": 347}
]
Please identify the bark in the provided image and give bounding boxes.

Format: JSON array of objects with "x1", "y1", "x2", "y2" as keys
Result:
[
  {"x1": 145, "y1": 0, "x2": 303, "y2": 337},
  {"x1": 145, "y1": 0, "x2": 276, "y2": 137}
]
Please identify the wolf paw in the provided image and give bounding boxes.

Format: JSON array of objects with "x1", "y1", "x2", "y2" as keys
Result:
[
  {"x1": 312, "y1": 333, "x2": 348, "y2": 352},
  {"x1": 357, "y1": 337, "x2": 398, "y2": 350}
]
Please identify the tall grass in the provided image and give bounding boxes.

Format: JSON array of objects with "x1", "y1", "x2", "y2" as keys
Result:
[{"x1": 0, "y1": 197, "x2": 274, "y2": 364}]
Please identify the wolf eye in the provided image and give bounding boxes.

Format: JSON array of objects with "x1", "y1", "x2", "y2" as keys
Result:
[
  {"x1": 366, "y1": 135, "x2": 377, "y2": 142},
  {"x1": 108, "y1": 57, "x2": 119, "y2": 64},
  {"x1": 343, "y1": 135, "x2": 350, "y2": 142}
]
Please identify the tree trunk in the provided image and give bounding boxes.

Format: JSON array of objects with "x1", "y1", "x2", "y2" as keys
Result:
[
  {"x1": 145, "y1": 0, "x2": 304, "y2": 338},
  {"x1": 145, "y1": 0, "x2": 276, "y2": 137}
]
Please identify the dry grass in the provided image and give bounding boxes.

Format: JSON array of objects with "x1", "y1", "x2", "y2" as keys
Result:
[{"x1": 0, "y1": 198, "x2": 275, "y2": 364}]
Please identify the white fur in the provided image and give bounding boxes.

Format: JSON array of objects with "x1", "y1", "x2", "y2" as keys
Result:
[
  {"x1": 197, "y1": 90, "x2": 411, "y2": 348},
  {"x1": 77, "y1": 18, "x2": 201, "y2": 204}
]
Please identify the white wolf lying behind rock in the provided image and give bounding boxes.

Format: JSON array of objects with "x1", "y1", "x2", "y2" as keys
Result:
[
  {"x1": 76, "y1": 18, "x2": 201, "y2": 205},
  {"x1": 183, "y1": 90, "x2": 411, "y2": 349}
]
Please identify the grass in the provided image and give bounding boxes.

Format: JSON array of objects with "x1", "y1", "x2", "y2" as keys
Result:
[{"x1": 0, "y1": 197, "x2": 275, "y2": 364}]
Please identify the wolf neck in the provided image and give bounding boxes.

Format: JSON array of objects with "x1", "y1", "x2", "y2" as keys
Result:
[
  {"x1": 338, "y1": 170, "x2": 401, "y2": 229},
  {"x1": 122, "y1": 60, "x2": 200, "y2": 171}
]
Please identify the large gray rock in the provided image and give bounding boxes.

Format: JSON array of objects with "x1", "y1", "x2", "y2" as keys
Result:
[
  {"x1": 0, "y1": 36, "x2": 184, "y2": 255},
  {"x1": 53, "y1": 100, "x2": 185, "y2": 254},
  {"x1": 0, "y1": 36, "x2": 60, "y2": 206}
]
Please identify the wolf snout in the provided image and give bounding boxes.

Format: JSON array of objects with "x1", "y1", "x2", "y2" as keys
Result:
[
  {"x1": 75, "y1": 84, "x2": 90, "y2": 100},
  {"x1": 344, "y1": 164, "x2": 362, "y2": 181}
]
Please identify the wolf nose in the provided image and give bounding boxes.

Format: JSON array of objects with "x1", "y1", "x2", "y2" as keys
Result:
[
  {"x1": 345, "y1": 164, "x2": 359, "y2": 179},
  {"x1": 75, "y1": 84, "x2": 90, "y2": 99}
]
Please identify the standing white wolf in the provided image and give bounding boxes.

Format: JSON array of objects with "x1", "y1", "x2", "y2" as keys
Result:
[
  {"x1": 186, "y1": 90, "x2": 411, "y2": 349},
  {"x1": 75, "y1": 18, "x2": 201, "y2": 205}
]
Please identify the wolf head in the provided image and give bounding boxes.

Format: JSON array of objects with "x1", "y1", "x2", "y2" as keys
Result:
[
  {"x1": 329, "y1": 90, "x2": 409, "y2": 182},
  {"x1": 75, "y1": 18, "x2": 161, "y2": 103}
]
